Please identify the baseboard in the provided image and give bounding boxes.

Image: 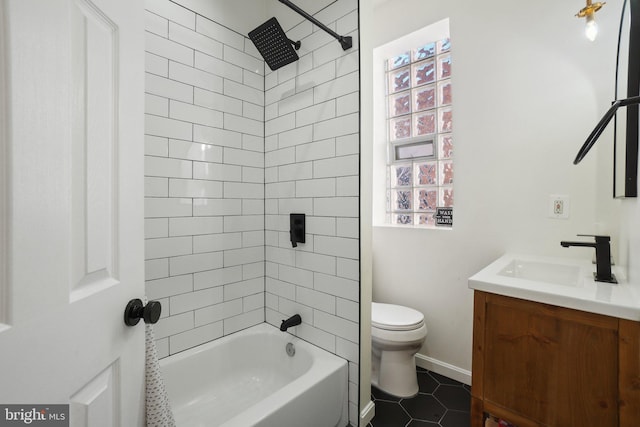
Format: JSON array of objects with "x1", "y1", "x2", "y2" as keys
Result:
[
  {"x1": 415, "y1": 353, "x2": 471, "y2": 386},
  {"x1": 359, "y1": 400, "x2": 375, "y2": 426}
]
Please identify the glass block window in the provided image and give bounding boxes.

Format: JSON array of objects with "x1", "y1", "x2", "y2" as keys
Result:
[{"x1": 385, "y1": 38, "x2": 453, "y2": 228}]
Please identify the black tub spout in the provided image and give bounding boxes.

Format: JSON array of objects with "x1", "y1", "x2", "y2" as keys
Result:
[{"x1": 280, "y1": 314, "x2": 302, "y2": 331}]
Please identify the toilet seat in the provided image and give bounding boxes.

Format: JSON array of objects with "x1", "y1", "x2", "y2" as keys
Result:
[{"x1": 372, "y1": 302, "x2": 424, "y2": 331}]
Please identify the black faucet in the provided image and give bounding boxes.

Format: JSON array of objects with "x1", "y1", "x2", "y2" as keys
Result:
[
  {"x1": 560, "y1": 234, "x2": 617, "y2": 283},
  {"x1": 280, "y1": 314, "x2": 302, "y2": 331}
]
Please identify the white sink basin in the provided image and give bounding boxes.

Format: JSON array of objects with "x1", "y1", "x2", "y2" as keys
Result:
[
  {"x1": 498, "y1": 259, "x2": 581, "y2": 287},
  {"x1": 468, "y1": 253, "x2": 640, "y2": 321}
]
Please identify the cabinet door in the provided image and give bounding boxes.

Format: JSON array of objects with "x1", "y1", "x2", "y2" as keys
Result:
[{"x1": 483, "y1": 294, "x2": 618, "y2": 427}]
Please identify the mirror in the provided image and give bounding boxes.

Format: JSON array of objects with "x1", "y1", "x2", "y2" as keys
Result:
[{"x1": 614, "y1": 0, "x2": 639, "y2": 197}]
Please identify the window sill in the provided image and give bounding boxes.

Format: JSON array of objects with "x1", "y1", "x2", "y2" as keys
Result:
[{"x1": 372, "y1": 223, "x2": 453, "y2": 231}]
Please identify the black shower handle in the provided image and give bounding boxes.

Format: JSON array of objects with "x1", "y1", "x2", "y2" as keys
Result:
[{"x1": 290, "y1": 213, "x2": 305, "y2": 248}]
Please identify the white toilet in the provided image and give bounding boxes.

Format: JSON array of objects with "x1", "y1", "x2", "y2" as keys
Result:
[{"x1": 371, "y1": 302, "x2": 427, "y2": 398}]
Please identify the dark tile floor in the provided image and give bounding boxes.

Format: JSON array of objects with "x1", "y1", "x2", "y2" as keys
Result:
[{"x1": 368, "y1": 367, "x2": 471, "y2": 427}]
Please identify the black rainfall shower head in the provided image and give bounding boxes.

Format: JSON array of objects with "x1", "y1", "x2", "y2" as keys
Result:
[{"x1": 248, "y1": 17, "x2": 300, "y2": 71}]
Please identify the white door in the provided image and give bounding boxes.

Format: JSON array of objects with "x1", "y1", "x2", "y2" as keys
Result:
[{"x1": 0, "y1": 0, "x2": 145, "y2": 425}]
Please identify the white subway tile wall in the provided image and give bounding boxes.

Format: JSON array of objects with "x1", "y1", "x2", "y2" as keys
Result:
[
  {"x1": 144, "y1": 0, "x2": 265, "y2": 357},
  {"x1": 262, "y1": 1, "x2": 360, "y2": 424},
  {"x1": 145, "y1": 0, "x2": 360, "y2": 424}
]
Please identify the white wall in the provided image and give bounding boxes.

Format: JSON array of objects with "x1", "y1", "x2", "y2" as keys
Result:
[
  {"x1": 620, "y1": 198, "x2": 640, "y2": 285},
  {"x1": 613, "y1": 8, "x2": 640, "y2": 291},
  {"x1": 365, "y1": 0, "x2": 622, "y2": 381}
]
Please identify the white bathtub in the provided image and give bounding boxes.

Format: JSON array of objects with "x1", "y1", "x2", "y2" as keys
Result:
[{"x1": 159, "y1": 323, "x2": 349, "y2": 427}]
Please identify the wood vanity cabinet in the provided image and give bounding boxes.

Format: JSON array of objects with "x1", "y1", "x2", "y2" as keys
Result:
[{"x1": 471, "y1": 291, "x2": 640, "y2": 427}]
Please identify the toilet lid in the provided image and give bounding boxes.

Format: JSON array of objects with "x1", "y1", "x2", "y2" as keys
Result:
[{"x1": 372, "y1": 302, "x2": 425, "y2": 331}]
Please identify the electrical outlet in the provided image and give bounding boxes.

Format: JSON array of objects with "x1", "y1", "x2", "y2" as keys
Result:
[{"x1": 548, "y1": 195, "x2": 570, "y2": 219}]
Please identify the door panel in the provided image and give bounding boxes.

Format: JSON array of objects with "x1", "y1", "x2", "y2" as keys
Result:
[
  {"x1": 1, "y1": 0, "x2": 144, "y2": 425},
  {"x1": 70, "y1": 0, "x2": 119, "y2": 300},
  {"x1": 70, "y1": 363, "x2": 119, "y2": 427}
]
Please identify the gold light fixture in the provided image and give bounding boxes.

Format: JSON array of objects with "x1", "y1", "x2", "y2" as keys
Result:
[{"x1": 576, "y1": 0, "x2": 606, "y2": 41}]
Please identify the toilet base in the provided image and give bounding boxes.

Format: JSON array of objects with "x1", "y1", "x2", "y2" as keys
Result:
[{"x1": 371, "y1": 348, "x2": 419, "y2": 398}]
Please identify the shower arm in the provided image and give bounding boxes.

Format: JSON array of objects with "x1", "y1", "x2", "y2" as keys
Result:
[{"x1": 278, "y1": 0, "x2": 353, "y2": 50}]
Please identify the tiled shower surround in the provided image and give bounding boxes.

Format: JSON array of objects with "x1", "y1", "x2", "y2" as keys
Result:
[
  {"x1": 263, "y1": 0, "x2": 360, "y2": 423},
  {"x1": 143, "y1": 0, "x2": 266, "y2": 356},
  {"x1": 143, "y1": 0, "x2": 360, "y2": 424}
]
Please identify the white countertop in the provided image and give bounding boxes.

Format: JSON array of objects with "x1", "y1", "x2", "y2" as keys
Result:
[{"x1": 468, "y1": 253, "x2": 640, "y2": 321}]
